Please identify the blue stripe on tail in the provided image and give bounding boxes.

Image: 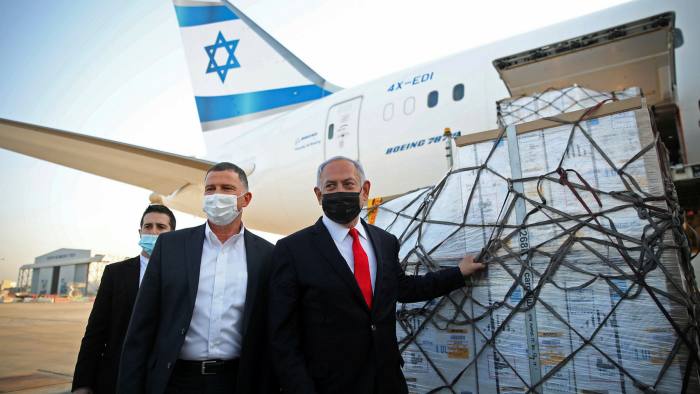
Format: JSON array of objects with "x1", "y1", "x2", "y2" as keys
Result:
[
  {"x1": 195, "y1": 84, "x2": 332, "y2": 123},
  {"x1": 175, "y1": 5, "x2": 239, "y2": 27}
]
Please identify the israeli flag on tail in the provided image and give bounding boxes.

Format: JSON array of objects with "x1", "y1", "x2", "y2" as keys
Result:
[{"x1": 173, "y1": 0, "x2": 340, "y2": 132}]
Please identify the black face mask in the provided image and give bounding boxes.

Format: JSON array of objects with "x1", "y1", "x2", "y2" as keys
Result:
[{"x1": 322, "y1": 192, "x2": 362, "y2": 224}]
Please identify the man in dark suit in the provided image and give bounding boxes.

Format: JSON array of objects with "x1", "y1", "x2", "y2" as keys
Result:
[
  {"x1": 72, "y1": 204, "x2": 176, "y2": 394},
  {"x1": 268, "y1": 156, "x2": 485, "y2": 394},
  {"x1": 118, "y1": 162, "x2": 276, "y2": 394}
]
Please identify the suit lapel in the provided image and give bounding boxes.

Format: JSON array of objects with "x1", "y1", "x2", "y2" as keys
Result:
[
  {"x1": 240, "y1": 230, "x2": 261, "y2": 337},
  {"x1": 362, "y1": 220, "x2": 385, "y2": 315},
  {"x1": 312, "y1": 218, "x2": 369, "y2": 312},
  {"x1": 185, "y1": 224, "x2": 206, "y2": 317},
  {"x1": 126, "y1": 257, "x2": 140, "y2": 309}
]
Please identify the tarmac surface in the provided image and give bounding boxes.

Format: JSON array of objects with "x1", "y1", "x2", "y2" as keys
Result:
[
  {"x1": 0, "y1": 302, "x2": 92, "y2": 393},
  {"x1": 3, "y1": 276, "x2": 700, "y2": 394}
]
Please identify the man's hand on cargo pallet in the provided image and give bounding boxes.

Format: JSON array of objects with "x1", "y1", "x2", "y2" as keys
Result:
[{"x1": 458, "y1": 255, "x2": 486, "y2": 277}]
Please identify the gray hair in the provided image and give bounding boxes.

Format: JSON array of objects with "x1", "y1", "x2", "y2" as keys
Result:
[{"x1": 316, "y1": 156, "x2": 367, "y2": 188}]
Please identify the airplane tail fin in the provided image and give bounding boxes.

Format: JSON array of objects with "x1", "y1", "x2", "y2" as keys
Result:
[{"x1": 173, "y1": 0, "x2": 340, "y2": 132}]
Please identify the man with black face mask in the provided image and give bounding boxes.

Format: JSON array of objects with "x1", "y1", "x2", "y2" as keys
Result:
[{"x1": 268, "y1": 156, "x2": 485, "y2": 394}]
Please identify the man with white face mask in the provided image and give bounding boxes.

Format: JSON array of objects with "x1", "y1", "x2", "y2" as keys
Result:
[
  {"x1": 118, "y1": 162, "x2": 277, "y2": 394},
  {"x1": 73, "y1": 204, "x2": 175, "y2": 394}
]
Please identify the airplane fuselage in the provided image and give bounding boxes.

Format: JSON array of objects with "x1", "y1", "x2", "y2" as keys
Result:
[{"x1": 202, "y1": 0, "x2": 699, "y2": 235}]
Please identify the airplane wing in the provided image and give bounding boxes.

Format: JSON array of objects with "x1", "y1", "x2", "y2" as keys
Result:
[{"x1": 0, "y1": 117, "x2": 212, "y2": 217}]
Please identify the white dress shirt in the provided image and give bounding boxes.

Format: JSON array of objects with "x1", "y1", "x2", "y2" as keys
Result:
[
  {"x1": 138, "y1": 254, "x2": 149, "y2": 286},
  {"x1": 322, "y1": 215, "x2": 377, "y2": 290},
  {"x1": 179, "y1": 223, "x2": 248, "y2": 360}
]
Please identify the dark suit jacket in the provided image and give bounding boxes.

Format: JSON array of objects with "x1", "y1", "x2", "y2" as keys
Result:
[
  {"x1": 73, "y1": 256, "x2": 140, "y2": 394},
  {"x1": 268, "y1": 218, "x2": 466, "y2": 394},
  {"x1": 117, "y1": 224, "x2": 276, "y2": 394}
]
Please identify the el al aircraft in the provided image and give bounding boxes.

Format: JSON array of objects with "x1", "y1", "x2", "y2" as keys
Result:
[{"x1": 1, "y1": 0, "x2": 698, "y2": 234}]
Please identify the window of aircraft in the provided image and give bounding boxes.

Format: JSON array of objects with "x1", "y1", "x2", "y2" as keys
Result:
[
  {"x1": 453, "y1": 84, "x2": 464, "y2": 101},
  {"x1": 404, "y1": 97, "x2": 415, "y2": 115},
  {"x1": 383, "y1": 103, "x2": 394, "y2": 121},
  {"x1": 427, "y1": 91, "x2": 438, "y2": 108},
  {"x1": 328, "y1": 123, "x2": 334, "y2": 139}
]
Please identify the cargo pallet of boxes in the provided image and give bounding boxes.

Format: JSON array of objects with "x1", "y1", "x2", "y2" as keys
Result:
[{"x1": 364, "y1": 86, "x2": 700, "y2": 393}]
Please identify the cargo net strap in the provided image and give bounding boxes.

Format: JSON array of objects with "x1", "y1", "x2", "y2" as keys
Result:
[
  {"x1": 497, "y1": 85, "x2": 641, "y2": 128},
  {"x1": 369, "y1": 97, "x2": 700, "y2": 393}
]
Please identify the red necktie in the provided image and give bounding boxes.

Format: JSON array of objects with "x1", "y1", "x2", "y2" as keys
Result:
[{"x1": 349, "y1": 228, "x2": 373, "y2": 309}]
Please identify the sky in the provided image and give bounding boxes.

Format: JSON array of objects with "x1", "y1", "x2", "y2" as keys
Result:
[{"x1": 0, "y1": 0, "x2": 636, "y2": 281}]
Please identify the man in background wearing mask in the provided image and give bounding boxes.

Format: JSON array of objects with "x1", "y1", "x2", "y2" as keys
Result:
[
  {"x1": 72, "y1": 204, "x2": 175, "y2": 394},
  {"x1": 268, "y1": 156, "x2": 486, "y2": 394},
  {"x1": 118, "y1": 162, "x2": 276, "y2": 394}
]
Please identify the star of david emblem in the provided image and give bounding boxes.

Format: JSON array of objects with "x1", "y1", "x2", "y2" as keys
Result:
[{"x1": 205, "y1": 31, "x2": 240, "y2": 83}]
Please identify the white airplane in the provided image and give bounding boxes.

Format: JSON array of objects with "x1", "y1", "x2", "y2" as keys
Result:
[{"x1": 1, "y1": 0, "x2": 698, "y2": 235}]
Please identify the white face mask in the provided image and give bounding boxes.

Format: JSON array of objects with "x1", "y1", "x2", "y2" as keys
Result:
[{"x1": 202, "y1": 193, "x2": 242, "y2": 226}]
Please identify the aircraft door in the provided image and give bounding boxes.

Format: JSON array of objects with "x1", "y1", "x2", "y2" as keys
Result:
[{"x1": 324, "y1": 96, "x2": 362, "y2": 159}]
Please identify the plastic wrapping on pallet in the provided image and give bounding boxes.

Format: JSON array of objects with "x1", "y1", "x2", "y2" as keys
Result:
[
  {"x1": 364, "y1": 90, "x2": 700, "y2": 393},
  {"x1": 497, "y1": 85, "x2": 641, "y2": 128}
]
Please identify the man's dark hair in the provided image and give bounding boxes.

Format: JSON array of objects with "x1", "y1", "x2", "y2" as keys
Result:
[
  {"x1": 140, "y1": 204, "x2": 176, "y2": 230},
  {"x1": 205, "y1": 162, "x2": 249, "y2": 190}
]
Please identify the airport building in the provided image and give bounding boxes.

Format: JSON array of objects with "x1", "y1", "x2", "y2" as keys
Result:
[{"x1": 17, "y1": 249, "x2": 127, "y2": 297}]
